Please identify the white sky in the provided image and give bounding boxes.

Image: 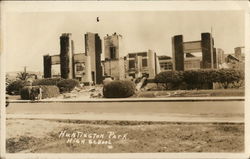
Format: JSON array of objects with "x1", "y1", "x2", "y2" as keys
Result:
[{"x1": 4, "y1": 11, "x2": 244, "y2": 72}]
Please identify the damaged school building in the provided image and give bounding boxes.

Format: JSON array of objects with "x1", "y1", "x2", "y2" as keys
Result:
[{"x1": 43, "y1": 32, "x2": 245, "y2": 84}]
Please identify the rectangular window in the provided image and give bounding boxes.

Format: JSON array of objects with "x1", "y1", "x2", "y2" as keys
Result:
[
  {"x1": 160, "y1": 62, "x2": 172, "y2": 70},
  {"x1": 76, "y1": 77, "x2": 82, "y2": 81},
  {"x1": 128, "y1": 54, "x2": 136, "y2": 58},
  {"x1": 142, "y1": 59, "x2": 148, "y2": 67},
  {"x1": 167, "y1": 63, "x2": 173, "y2": 70},
  {"x1": 110, "y1": 47, "x2": 116, "y2": 59},
  {"x1": 76, "y1": 63, "x2": 85, "y2": 72},
  {"x1": 129, "y1": 60, "x2": 135, "y2": 69}
]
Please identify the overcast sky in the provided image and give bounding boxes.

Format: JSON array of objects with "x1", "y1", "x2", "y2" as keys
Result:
[{"x1": 4, "y1": 11, "x2": 244, "y2": 72}]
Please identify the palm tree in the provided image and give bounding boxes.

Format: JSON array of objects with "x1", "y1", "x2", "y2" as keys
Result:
[{"x1": 17, "y1": 72, "x2": 30, "y2": 80}]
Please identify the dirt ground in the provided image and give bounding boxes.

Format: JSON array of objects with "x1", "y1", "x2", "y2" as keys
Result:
[
  {"x1": 7, "y1": 88, "x2": 244, "y2": 101},
  {"x1": 6, "y1": 119, "x2": 244, "y2": 153}
]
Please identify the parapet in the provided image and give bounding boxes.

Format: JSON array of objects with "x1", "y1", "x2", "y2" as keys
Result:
[{"x1": 61, "y1": 33, "x2": 72, "y2": 37}]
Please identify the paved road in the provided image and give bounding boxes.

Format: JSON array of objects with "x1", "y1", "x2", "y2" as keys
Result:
[{"x1": 6, "y1": 101, "x2": 244, "y2": 123}]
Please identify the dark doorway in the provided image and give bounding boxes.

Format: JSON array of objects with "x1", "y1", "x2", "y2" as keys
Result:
[
  {"x1": 91, "y1": 71, "x2": 95, "y2": 85},
  {"x1": 110, "y1": 47, "x2": 116, "y2": 60}
]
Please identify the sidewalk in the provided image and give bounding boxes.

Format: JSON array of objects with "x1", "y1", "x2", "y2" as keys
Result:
[
  {"x1": 6, "y1": 112, "x2": 244, "y2": 123},
  {"x1": 8, "y1": 96, "x2": 245, "y2": 103}
]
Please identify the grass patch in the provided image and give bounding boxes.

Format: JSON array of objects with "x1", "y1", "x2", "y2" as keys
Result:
[
  {"x1": 6, "y1": 119, "x2": 244, "y2": 153},
  {"x1": 6, "y1": 136, "x2": 42, "y2": 153},
  {"x1": 136, "y1": 89, "x2": 244, "y2": 98}
]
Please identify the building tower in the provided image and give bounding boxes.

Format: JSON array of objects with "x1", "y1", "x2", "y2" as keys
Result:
[
  {"x1": 201, "y1": 33, "x2": 213, "y2": 69},
  {"x1": 43, "y1": 55, "x2": 52, "y2": 78},
  {"x1": 104, "y1": 32, "x2": 123, "y2": 60},
  {"x1": 84, "y1": 32, "x2": 102, "y2": 84},
  {"x1": 172, "y1": 32, "x2": 216, "y2": 71},
  {"x1": 102, "y1": 33, "x2": 126, "y2": 80},
  {"x1": 60, "y1": 33, "x2": 74, "y2": 79},
  {"x1": 235, "y1": 47, "x2": 245, "y2": 62},
  {"x1": 172, "y1": 35, "x2": 184, "y2": 71}
]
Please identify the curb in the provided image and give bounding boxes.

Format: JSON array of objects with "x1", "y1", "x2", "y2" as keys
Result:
[
  {"x1": 8, "y1": 97, "x2": 245, "y2": 103},
  {"x1": 6, "y1": 117, "x2": 244, "y2": 124}
]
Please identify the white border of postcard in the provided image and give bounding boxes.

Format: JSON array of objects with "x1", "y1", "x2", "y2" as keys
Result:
[{"x1": 1, "y1": 1, "x2": 250, "y2": 159}]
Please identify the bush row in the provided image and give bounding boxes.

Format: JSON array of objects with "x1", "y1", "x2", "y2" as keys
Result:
[
  {"x1": 154, "y1": 69, "x2": 244, "y2": 90},
  {"x1": 6, "y1": 80, "x2": 30, "y2": 95},
  {"x1": 57, "y1": 79, "x2": 80, "y2": 93},
  {"x1": 33, "y1": 78, "x2": 79, "y2": 93},
  {"x1": 32, "y1": 78, "x2": 63, "y2": 86},
  {"x1": 103, "y1": 80, "x2": 136, "y2": 98},
  {"x1": 7, "y1": 78, "x2": 80, "y2": 96}
]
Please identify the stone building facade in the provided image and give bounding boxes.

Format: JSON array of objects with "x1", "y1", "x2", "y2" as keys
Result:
[
  {"x1": 234, "y1": 47, "x2": 245, "y2": 62},
  {"x1": 85, "y1": 32, "x2": 103, "y2": 84},
  {"x1": 102, "y1": 57, "x2": 127, "y2": 80},
  {"x1": 158, "y1": 55, "x2": 173, "y2": 71},
  {"x1": 59, "y1": 33, "x2": 74, "y2": 79},
  {"x1": 43, "y1": 32, "x2": 102, "y2": 85},
  {"x1": 224, "y1": 46, "x2": 245, "y2": 70},
  {"x1": 184, "y1": 57, "x2": 202, "y2": 70},
  {"x1": 127, "y1": 50, "x2": 160, "y2": 79},
  {"x1": 216, "y1": 48, "x2": 225, "y2": 68},
  {"x1": 104, "y1": 33, "x2": 124, "y2": 60},
  {"x1": 172, "y1": 32, "x2": 217, "y2": 71},
  {"x1": 102, "y1": 33, "x2": 127, "y2": 80},
  {"x1": 44, "y1": 32, "x2": 236, "y2": 84},
  {"x1": 73, "y1": 53, "x2": 92, "y2": 83},
  {"x1": 158, "y1": 54, "x2": 202, "y2": 71}
]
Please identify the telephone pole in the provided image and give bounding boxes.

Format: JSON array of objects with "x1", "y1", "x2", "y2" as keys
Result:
[
  {"x1": 210, "y1": 27, "x2": 214, "y2": 69},
  {"x1": 24, "y1": 66, "x2": 27, "y2": 73}
]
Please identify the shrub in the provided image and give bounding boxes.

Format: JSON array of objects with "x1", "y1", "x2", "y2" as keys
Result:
[
  {"x1": 183, "y1": 69, "x2": 214, "y2": 89},
  {"x1": 154, "y1": 69, "x2": 243, "y2": 90},
  {"x1": 214, "y1": 69, "x2": 242, "y2": 89},
  {"x1": 20, "y1": 85, "x2": 60, "y2": 100},
  {"x1": 20, "y1": 86, "x2": 32, "y2": 100},
  {"x1": 154, "y1": 71, "x2": 184, "y2": 90},
  {"x1": 103, "y1": 80, "x2": 136, "y2": 98},
  {"x1": 40, "y1": 85, "x2": 60, "y2": 99},
  {"x1": 6, "y1": 80, "x2": 29, "y2": 95},
  {"x1": 57, "y1": 79, "x2": 80, "y2": 93},
  {"x1": 183, "y1": 70, "x2": 199, "y2": 89},
  {"x1": 32, "y1": 78, "x2": 63, "y2": 86}
]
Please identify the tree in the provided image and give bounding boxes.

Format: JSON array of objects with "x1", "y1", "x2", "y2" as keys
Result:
[{"x1": 17, "y1": 72, "x2": 30, "y2": 80}]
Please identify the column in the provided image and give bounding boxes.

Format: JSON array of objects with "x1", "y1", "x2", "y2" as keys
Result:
[
  {"x1": 201, "y1": 33, "x2": 212, "y2": 69},
  {"x1": 43, "y1": 55, "x2": 51, "y2": 78},
  {"x1": 172, "y1": 35, "x2": 184, "y2": 71},
  {"x1": 60, "y1": 33, "x2": 73, "y2": 79}
]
